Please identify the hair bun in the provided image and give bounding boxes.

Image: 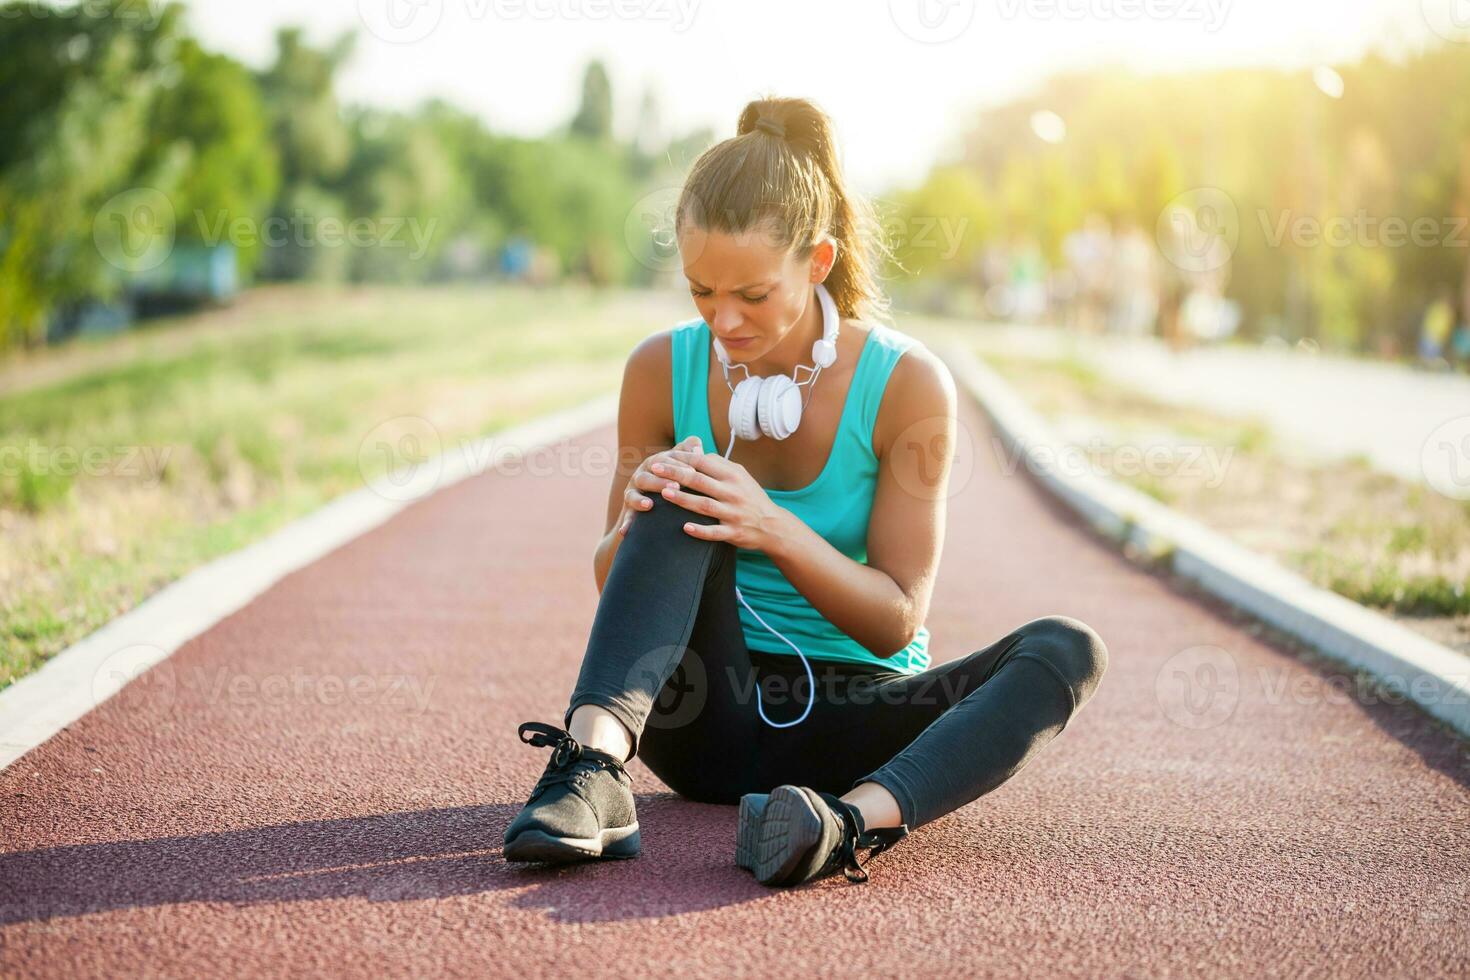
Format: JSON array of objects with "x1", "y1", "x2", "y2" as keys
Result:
[{"x1": 753, "y1": 115, "x2": 786, "y2": 139}]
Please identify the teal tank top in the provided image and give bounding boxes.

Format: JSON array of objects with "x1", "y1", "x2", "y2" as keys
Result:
[{"x1": 669, "y1": 317, "x2": 933, "y2": 675}]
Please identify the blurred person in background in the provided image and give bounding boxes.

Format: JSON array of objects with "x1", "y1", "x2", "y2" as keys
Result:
[
  {"x1": 1008, "y1": 233, "x2": 1049, "y2": 323},
  {"x1": 1108, "y1": 215, "x2": 1159, "y2": 337},
  {"x1": 1419, "y1": 287, "x2": 1456, "y2": 370},
  {"x1": 1063, "y1": 213, "x2": 1113, "y2": 335}
]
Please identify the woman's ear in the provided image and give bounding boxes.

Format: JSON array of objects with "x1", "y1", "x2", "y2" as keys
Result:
[{"x1": 810, "y1": 236, "x2": 838, "y2": 283}]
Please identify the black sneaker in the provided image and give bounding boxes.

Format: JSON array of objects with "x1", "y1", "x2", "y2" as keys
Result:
[
  {"x1": 734, "y1": 792, "x2": 770, "y2": 872},
  {"x1": 502, "y1": 721, "x2": 640, "y2": 863},
  {"x1": 751, "y1": 784, "x2": 908, "y2": 886}
]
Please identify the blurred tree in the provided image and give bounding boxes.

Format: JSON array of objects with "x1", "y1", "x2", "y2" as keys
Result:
[
  {"x1": 630, "y1": 83, "x2": 663, "y2": 180},
  {"x1": 253, "y1": 27, "x2": 354, "y2": 281},
  {"x1": 0, "y1": 0, "x2": 181, "y2": 350},
  {"x1": 569, "y1": 60, "x2": 613, "y2": 143},
  {"x1": 888, "y1": 166, "x2": 994, "y2": 279},
  {"x1": 136, "y1": 37, "x2": 279, "y2": 278},
  {"x1": 338, "y1": 107, "x2": 468, "y2": 281}
]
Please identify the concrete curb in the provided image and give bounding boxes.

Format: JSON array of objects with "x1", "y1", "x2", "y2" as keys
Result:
[
  {"x1": 938, "y1": 340, "x2": 1470, "y2": 740},
  {"x1": 0, "y1": 394, "x2": 619, "y2": 772}
]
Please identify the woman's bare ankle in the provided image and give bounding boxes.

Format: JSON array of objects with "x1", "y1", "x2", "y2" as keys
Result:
[{"x1": 567, "y1": 704, "x2": 633, "y2": 762}]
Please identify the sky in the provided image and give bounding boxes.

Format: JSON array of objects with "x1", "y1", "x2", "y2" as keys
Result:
[{"x1": 182, "y1": 0, "x2": 1443, "y2": 193}]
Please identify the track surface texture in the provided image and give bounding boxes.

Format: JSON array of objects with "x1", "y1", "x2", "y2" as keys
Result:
[{"x1": 2, "y1": 393, "x2": 1468, "y2": 978}]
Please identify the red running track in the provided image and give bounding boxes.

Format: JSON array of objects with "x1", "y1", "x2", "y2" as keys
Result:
[{"x1": 2, "y1": 392, "x2": 1468, "y2": 978}]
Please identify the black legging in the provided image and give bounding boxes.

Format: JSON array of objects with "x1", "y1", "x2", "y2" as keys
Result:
[{"x1": 563, "y1": 487, "x2": 1108, "y2": 831}]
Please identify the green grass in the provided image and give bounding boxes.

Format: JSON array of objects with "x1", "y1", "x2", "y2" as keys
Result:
[{"x1": 0, "y1": 283, "x2": 683, "y2": 688}]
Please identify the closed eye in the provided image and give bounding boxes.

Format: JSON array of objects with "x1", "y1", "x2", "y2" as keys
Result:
[{"x1": 690, "y1": 288, "x2": 769, "y2": 304}]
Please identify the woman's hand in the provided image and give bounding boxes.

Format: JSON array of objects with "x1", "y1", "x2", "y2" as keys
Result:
[
  {"x1": 644, "y1": 445, "x2": 789, "y2": 553},
  {"x1": 616, "y1": 435, "x2": 706, "y2": 537}
]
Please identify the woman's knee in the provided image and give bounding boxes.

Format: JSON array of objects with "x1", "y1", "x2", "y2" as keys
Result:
[
  {"x1": 1014, "y1": 615, "x2": 1108, "y2": 711},
  {"x1": 631, "y1": 486, "x2": 721, "y2": 539}
]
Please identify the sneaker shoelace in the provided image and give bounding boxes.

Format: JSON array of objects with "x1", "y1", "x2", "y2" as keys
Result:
[
  {"x1": 816, "y1": 791, "x2": 909, "y2": 884},
  {"x1": 518, "y1": 721, "x2": 629, "y2": 798}
]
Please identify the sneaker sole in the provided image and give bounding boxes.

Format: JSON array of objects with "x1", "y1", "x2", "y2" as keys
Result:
[
  {"x1": 752, "y1": 785, "x2": 823, "y2": 886},
  {"x1": 735, "y1": 793, "x2": 770, "y2": 872},
  {"x1": 503, "y1": 823, "x2": 641, "y2": 863}
]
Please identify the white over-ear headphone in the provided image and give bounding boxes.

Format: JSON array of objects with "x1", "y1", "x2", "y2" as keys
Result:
[{"x1": 712, "y1": 281, "x2": 840, "y2": 459}]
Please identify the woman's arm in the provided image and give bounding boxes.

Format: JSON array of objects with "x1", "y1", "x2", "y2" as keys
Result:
[
  {"x1": 655, "y1": 347, "x2": 957, "y2": 658},
  {"x1": 763, "y1": 349, "x2": 957, "y2": 657},
  {"x1": 593, "y1": 331, "x2": 675, "y2": 593}
]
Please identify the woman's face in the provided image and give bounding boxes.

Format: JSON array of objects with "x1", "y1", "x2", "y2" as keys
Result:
[{"x1": 678, "y1": 221, "x2": 829, "y2": 363}]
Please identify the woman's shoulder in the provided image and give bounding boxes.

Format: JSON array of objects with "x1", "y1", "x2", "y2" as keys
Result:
[
  {"x1": 854, "y1": 315, "x2": 947, "y2": 386},
  {"x1": 627, "y1": 316, "x2": 704, "y2": 370},
  {"x1": 866, "y1": 320, "x2": 957, "y2": 457}
]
